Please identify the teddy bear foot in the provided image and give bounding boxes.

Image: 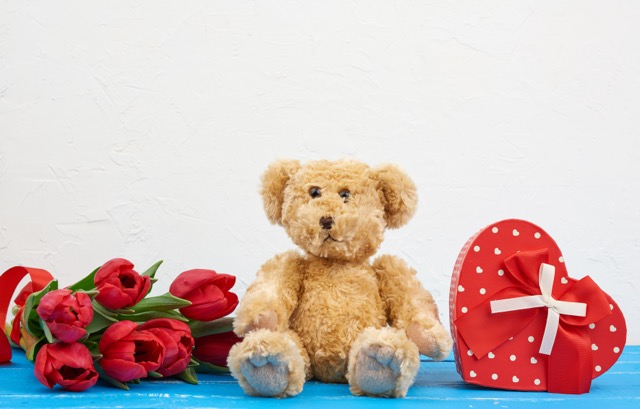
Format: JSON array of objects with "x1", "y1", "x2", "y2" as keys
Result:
[
  {"x1": 347, "y1": 327, "x2": 420, "y2": 398},
  {"x1": 228, "y1": 329, "x2": 308, "y2": 398},
  {"x1": 239, "y1": 354, "x2": 289, "y2": 396},
  {"x1": 352, "y1": 344, "x2": 400, "y2": 395}
]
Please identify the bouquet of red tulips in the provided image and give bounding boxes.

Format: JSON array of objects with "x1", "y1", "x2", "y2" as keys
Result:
[{"x1": 0, "y1": 258, "x2": 242, "y2": 392}]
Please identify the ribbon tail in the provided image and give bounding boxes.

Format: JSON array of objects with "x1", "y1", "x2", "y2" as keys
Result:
[
  {"x1": 10, "y1": 308, "x2": 24, "y2": 346},
  {"x1": 547, "y1": 325, "x2": 592, "y2": 394},
  {"x1": 539, "y1": 309, "x2": 560, "y2": 355},
  {"x1": 0, "y1": 332, "x2": 11, "y2": 363}
]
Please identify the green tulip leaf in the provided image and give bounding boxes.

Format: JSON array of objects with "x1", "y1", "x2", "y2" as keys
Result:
[
  {"x1": 40, "y1": 321, "x2": 54, "y2": 344},
  {"x1": 23, "y1": 280, "x2": 58, "y2": 337},
  {"x1": 86, "y1": 332, "x2": 106, "y2": 344},
  {"x1": 25, "y1": 336, "x2": 47, "y2": 362},
  {"x1": 141, "y1": 260, "x2": 163, "y2": 279},
  {"x1": 188, "y1": 317, "x2": 234, "y2": 338},
  {"x1": 116, "y1": 309, "x2": 189, "y2": 323},
  {"x1": 85, "y1": 309, "x2": 117, "y2": 334},
  {"x1": 176, "y1": 367, "x2": 199, "y2": 384},
  {"x1": 24, "y1": 312, "x2": 44, "y2": 339},
  {"x1": 115, "y1": 308, "x2": 135, "y2": 314},
  {"x1": 66, "y1": 266, "x2": 100, "y2": 292},
  {"x1": 147, "y1": 371, "x2": 163, "y2": 378},
  {"x1": 78, "y1": 289, "x2": 99, "y2": 299},
  {"x1": 130, "y1": 293, "x2": 191, "y2": 313},
  {"x1": 83, "y1": 340, "x2": 102, "y2": 359},
  {"x1": 91, "y1": 300, "x2": 119, "y2": 322},
  {"x1": 4, "y1": 323, "x2": 12, "y2": 342}
]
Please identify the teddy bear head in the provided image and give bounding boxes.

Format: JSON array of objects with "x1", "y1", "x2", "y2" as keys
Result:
[{"x1": 260, "y1": 159, "x2": 418, "y2": 261}]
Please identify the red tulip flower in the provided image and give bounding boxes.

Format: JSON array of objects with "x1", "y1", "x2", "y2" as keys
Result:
[
  {"x1": 169, "y1": 269, "x2": 238, "y2": 321},
  {"x1": 34, "y1": 342, "x2": 99, "y2": 392},
  {"x1": 138, "y1": 318, "x2": 194, "y2": 377},
  {"x1": 36, "y1": 289, "x2": 93, "y2": 343},
  {"x1": 98, "y1": 320, "x2": 164, "y2": 383},
  {"x1": 193, "y1": 331, "x2": 243, "y2": 368},
  {"x1": 94, "y1": 258, "x2": 151, "y2": 310}
]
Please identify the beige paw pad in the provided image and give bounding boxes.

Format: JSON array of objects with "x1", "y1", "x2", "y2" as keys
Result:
[
  {"x1": 353, "y1": 344, "x2": 401, "y2": 395},
  {"x1": 240, "y1": 353, "x2": 290, "y2": 396}
]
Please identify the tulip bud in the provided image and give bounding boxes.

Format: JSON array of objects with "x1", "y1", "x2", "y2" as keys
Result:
[
  {"x1": 169, "y1": 269, "x2": 238, "y2": 322},
  {"x1": 94, "y1": 258, "x2": 151, "y2": 310},
  {"x1": 138, "y1": 318, "x2": 194, "y2": 377},
  {"x1": 34, "y1": 343, "x2": 99, "y2": 392},
  {"x1": 98, "y1": 320, "x2": 165, "y2": 383},
  {"x1": 36, "y1": 289, "x2": 93, "y2": 343}
]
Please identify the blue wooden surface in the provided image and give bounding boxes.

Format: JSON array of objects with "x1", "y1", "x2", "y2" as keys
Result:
[{"x1": 1, "y1": 346, "x2": 638, "y2": 408}]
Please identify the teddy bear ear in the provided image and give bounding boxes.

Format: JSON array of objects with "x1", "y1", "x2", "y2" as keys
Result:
[
  {"x1": 371, "y1": 164, "x2": 418, "y2": 229},
  {"x1": 260, "y1": 159, "x2": 301, "y2": 225}
]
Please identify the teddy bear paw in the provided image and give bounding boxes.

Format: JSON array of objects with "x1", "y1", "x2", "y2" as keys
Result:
[
  {"x1": 228, "y1": 329, "x2": 307, "y2": 398},
  {"x1": 239, "y1": 353, "x2": 290, "y2": 396},
  {"x1": 347, "y1": 327, "x2": 420, "y2": 398},
  {"x1": 352, "y1": 344, "x2": 401, "y2": 395},
  {"x1": 406, "y1": 322, "x2": 453, "y2": 361}
]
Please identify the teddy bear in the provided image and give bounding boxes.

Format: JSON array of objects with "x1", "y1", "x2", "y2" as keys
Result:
[{"x1": 228, "y1": 159, "x2": 452, "y2": 398}]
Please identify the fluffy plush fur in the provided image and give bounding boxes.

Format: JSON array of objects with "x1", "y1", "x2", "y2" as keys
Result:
[{"x1": 228, "y1": 159, "x2": 452, "y2": 398}]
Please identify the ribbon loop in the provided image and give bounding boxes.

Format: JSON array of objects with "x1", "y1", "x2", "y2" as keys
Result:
[{"x1": 490, "y1": 263, "x2": 587, "y2": 355}]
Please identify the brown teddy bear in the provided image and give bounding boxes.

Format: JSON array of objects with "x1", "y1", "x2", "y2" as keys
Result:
[{"x1": 228, "y1": 159, "x2": 452, "y2": 398}]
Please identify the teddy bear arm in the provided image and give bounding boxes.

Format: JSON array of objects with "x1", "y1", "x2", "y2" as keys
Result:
[
  {"x1": 373, "y1": 254, "x2": 452, "y2": 360},
  {"x1": 233, "y1": 251, "x2": 305, "y2": 337}
]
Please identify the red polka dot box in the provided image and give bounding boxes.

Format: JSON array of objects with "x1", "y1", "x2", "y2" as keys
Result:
[{"x1": 449, "y1": 219, "x2": 626, "y2": 394}]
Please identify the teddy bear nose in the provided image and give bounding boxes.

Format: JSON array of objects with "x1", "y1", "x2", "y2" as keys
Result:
[{"x1": 319, "y1": 216, "x2": 334, "y2": 230}]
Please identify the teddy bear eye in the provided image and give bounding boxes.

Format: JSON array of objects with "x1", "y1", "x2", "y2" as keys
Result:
[
  {"x1": 309, "y1": 187, "x2": 322, "y2": 199},
  {"x1": 339, "y1": 189, "x2": 351, "y2": 202}
]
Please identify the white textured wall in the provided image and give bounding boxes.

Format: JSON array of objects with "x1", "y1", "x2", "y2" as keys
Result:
[{"x1": 1, "y1": 1, "x2": 639, "y2": 344}]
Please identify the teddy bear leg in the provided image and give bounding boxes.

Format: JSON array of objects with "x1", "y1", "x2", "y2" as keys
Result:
[
  {"x1": 227, "y1": 328, "x2": 310, "y2": 398},
  {"x1": 346, "y1": 327, "x2": 420, "y2": 398}
]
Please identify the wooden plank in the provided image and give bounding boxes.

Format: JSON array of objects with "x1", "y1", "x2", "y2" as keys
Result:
[{"x1": 0, "y1": 347, "x2": 638, "y2": 408}]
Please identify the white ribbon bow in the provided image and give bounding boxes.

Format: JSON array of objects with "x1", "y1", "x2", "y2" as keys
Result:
[{"x1": 490, "y1": 263, "x2": 587, "y2": 355}]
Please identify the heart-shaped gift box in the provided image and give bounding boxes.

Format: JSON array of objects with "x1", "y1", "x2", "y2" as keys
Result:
[{"x1": 449, "y1": 219, "x2": 626, "y2": 394}]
